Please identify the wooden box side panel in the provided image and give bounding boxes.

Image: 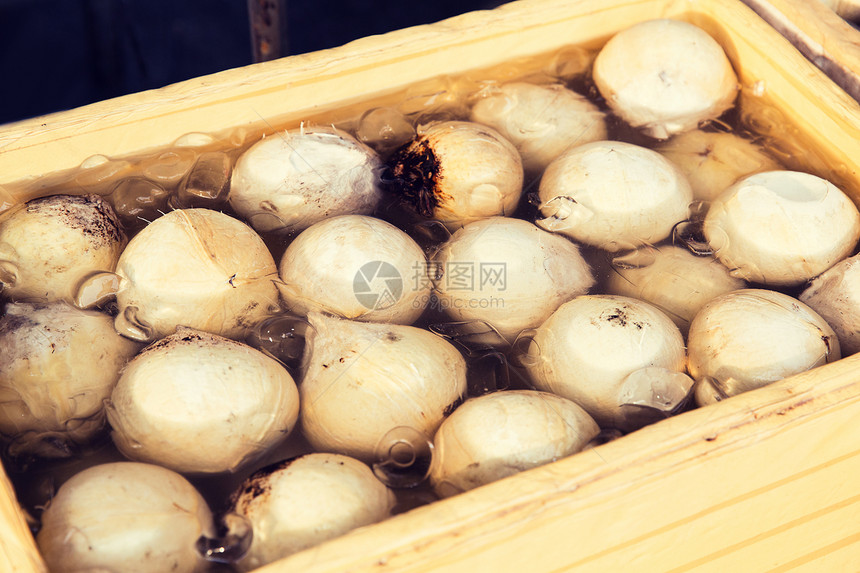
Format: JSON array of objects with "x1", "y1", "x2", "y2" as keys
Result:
[
  {"x1": 0, "y1": 470, "x2": 46, "y2": 573},
  {"x1": 740, "y1": 0, "x2": 860, "y2": 102}
]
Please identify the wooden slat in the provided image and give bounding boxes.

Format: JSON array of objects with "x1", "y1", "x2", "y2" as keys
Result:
[
  {"x1": 741, "y1": 0, "x2": 860, "y2": 102},
  {"x1": 0, "y1": 470, "x2": 47, "y2": 573}
]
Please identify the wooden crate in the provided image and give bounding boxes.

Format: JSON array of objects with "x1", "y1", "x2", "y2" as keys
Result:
[
  {"x1": 740, "y1": 0, "x2": 860, "y2": 103},
  {"x1": 2, "y1": 0, "x2": 860, "y2": 571}
]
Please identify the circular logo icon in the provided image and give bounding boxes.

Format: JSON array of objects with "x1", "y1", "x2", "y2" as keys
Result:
[{"x1": 353, "y1": 261, "x2": 403, "y2": 311}]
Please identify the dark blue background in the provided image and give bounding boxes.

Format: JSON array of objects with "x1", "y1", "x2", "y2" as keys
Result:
[{"x1": 0, "y1": 0, "x2": 507, "y2": 125}]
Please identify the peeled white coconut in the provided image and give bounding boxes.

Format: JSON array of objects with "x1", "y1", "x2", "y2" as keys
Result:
[
  {"x1": 107, "y1": 327, "x2": 300, "y2": 474},
  {"x1": 688, "y1": 289, "x2": 840, "y2": 406},
  {"x1": 605, "y1": 244, "x2": 747, "y2": 333},
  {"x1": 388, "y1": 120, "x2": 524, "y2": 231},
  {"x1": 300, "y1": 312, "x2": 467, "y2": 462},
  {"x1": 36, "y1": 461, "x2": 215, "y2": 573},
  {"x1": 800, "y1": 253, "x2": 860, "y2": 356},
  {"x1": 429, "y1": 390, "x2": 599, "y2": 498},
  {"x1": 703, "y1": 170, "x2": 860, "y2": 287},
  {"x1": 536, "y1": 140, "x2": 693, "y2": 251},
  {"x1": 432, "y1": 217, "x2": 594, "y2": 344},
  {"x1": 0, "y1": 302, "x2": 141, "y2": 458},
  {"x1": 469, "y1": 82, "x2": 608, "y2": 174},
  {"x1": 231, "y1": 453, "x2": 396, "y2": 571},
  {"x1": 655, "y1": 129, "x2": 781, "y2": 203},
  {"x1": 109, "y1": 208, "x2": 281, "y2": 342},
  {"x1": 278, "y1": 214, "x2": 430, "y2": 325},
  {"x1": 229, "y1": 125, "x2": 383, "y2": 234},
  {"x1": 592, "y1": 19, "x2": 739, "y2": 139},
  {"x1": 0, "y1": 194, "x2": 125, "y2": 303},
  {"x1": 523, "y1": 295, "x2": 691, "y2": 430}
]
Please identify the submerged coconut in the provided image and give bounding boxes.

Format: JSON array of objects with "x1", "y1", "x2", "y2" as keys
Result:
[
  {"x1": 0, "y1": 302, "x2": 141, "y2": 458},
  {"x1": 688, "y1": 289, "x2": 840, "y2": 405},
  {"x1": 37, "y1": 461, "x2": 215, "y2": 573},
  {"x1": 0, "y1": 194, "x2": 126, "y2": 304},
  {"x1": 231, "y1": 453, "x2": 396, "y2": 570},
  {"x1": 429, "y1": 390, "x2": 599, "y2": 498},
  {"x1": 469, "y1": 82, "x2": 608, "y2": 174},
  {"x1": 432, "y1": 217, "x2": 594, "y2": 345},
  {"x1": 299, "y1": 312, "x2": 468, "y2": 462},
  {"x1": 229, "y1": 126, "x2": 384, "y2": 234},
  {"x1": 536, "y1": 140, "x2": 693, "y2": 251},
  {"x1": 106, "y1": 208, "x2": 281, "y2": 342},
  {"x1": 387, "y1": 120, "x2": 524, "y2": 231},
  {"x1": 523, "y1": 295, "x2": 690, "y2": 430},
  {"x1": 108, "y1": 327, "x2": 300, "y2": 474},
  {"x1": 592, "y1": 19, "x2": 738, "y2": 139}
]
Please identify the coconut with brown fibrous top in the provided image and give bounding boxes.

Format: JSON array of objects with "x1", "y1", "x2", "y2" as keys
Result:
[
  {"x1": 799, "y1": 252, "x2": 860, "y2": 356},
  {"x1": 592, "y1": 19, "x2": 738, "y2": 140},
  {"x1": 386, "y1": 120, "x2": 524, "y2": 232},
  {"x1": 535, "y1": 140, "x2": 693, "y2": 252},
  {"x1": 0, "y1": 301, "x2": 141, "y2": 459},
  {"x1": 523, "y1": 294, "x2": 691, "y2": 431},
  {"x1": 687, "y1": 289, "x2": 840, "y2": 406},
  {"x1": 229, "y1": 125, "x2": 384, "y2": 235},
  {"x1": 104, "y1": 208, "x2": 281, "y2": 342},
  {"x1": 432, "y1": 217, "x2": 594, "y2": 346},
  {"x1": 299, "y1": 312, "x2": 468, "y2": 462},
  {"x1": 655, "y1": 129, "x2": 781, "y2": 204},
  {"x1": 703, "y1": 170, "x2": 860, "y2": 287},
  {"x1": 0, "y1": 194, "x2": 126, "y2": 304},
  {"x1": 469, "y1": 82, "x2": 608, "y2": 175},
  {"x1": 277, "y1": 214, "x2": 430, "y2": 325},
  {"x1": 36, "y1": 461, "x2": 215, "y2": 573},
  {"x1": 429, "y1": 390, "x2": 599, "y2": 498},
  {"x1": 230, "y1": 453, "x2": 396, "y2": 571},
  {"x1": 107, "y1": 327, "x2": 300, "y2": 475}
]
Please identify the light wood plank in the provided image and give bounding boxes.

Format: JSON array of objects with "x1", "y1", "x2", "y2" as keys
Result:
[
  {"x1": 0, "y1": 469, "x2": 47, "y2": 573},
  {"x1": 741, "y1": 0, "x2": 860, "y2": 102}
]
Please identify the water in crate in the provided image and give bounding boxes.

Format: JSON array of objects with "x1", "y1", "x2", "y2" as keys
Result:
[{"x1": 0, "y1": 16, "x2": 857, "y2": 572}]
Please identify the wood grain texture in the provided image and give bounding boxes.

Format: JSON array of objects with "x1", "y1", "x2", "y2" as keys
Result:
[
  {"x1": 0, "y1": 470, "x2": 46, "y2": 573},
  {"x1": 741, "y1": 0, "x2": 860, "y2": 102},
  {"x1": 0, "y1": 1, "x2": 859, "y2": 572}
]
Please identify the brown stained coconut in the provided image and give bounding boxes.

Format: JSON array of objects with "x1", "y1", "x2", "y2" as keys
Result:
[
  {"x1": 28, "y1": 195, "x2": 125, "y2": 248},
  {"x1": 0, "y1": 194, "x2": 127, "y2": 303}
]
